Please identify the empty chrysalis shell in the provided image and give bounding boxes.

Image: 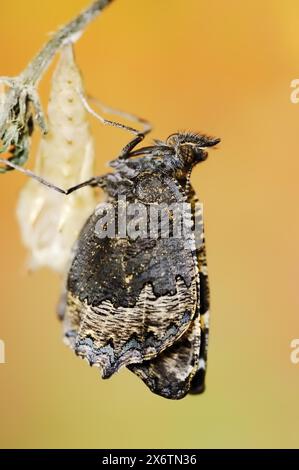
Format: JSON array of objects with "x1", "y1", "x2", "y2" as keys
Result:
[{"x1": 17, "y1": 45, "x2": 97, "y2": 272}]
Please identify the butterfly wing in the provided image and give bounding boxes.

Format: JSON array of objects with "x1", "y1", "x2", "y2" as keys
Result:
[
  {"x1": 62, "y1": 173, "x2": 199, "y2": 379},
  {"x1": 128, "y1": 198, "x2": 210, "y2": 399}
]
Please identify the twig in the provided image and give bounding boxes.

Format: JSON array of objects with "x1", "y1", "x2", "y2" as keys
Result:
[{"x1": 0, "y1": 0, "x2": 114, "y2": 172}]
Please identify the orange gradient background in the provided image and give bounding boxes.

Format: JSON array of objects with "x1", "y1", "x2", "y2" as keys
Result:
[{"x1": 0, "y1": 0, "x2": 299, "y2": 448}]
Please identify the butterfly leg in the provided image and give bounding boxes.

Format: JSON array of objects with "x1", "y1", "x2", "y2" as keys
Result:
[{"x1": 0, "y1": 157, "x2": 106, "y2": 195}]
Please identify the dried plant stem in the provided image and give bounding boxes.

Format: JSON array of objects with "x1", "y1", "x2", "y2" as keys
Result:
[
  {"x1": 21, "y1": 0, "x2": 114, "y2": 85},
  {"x1": 0, "y1": 0, "x2": 114, "y2": 170}
]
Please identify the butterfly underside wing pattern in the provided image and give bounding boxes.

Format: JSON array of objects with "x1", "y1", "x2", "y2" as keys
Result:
[
  {"x1": 0, "y1": 1, "x2": 219, "y2": 401},
  {"x1": 128, "y1": 212, "x2": 210, "y2": 399},
  {"x1": 60, "y1": 131, "x2": 219, "y2": 399}
]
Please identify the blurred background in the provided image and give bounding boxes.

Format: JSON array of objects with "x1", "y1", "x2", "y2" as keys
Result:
[{"x1": 0, "y1": 0, "x2": 299, "y2": 449}]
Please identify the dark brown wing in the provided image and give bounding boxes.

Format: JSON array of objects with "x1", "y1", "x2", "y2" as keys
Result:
[
  {"x1": 127, "y1": 315, "x2": 201, "y2": 399},
  {"x1": 128, "y1": 198, "x2": 210, "y2": 399},
  {"x1": 62, "y1": 174, "x2": 199, "y2": 378}
]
